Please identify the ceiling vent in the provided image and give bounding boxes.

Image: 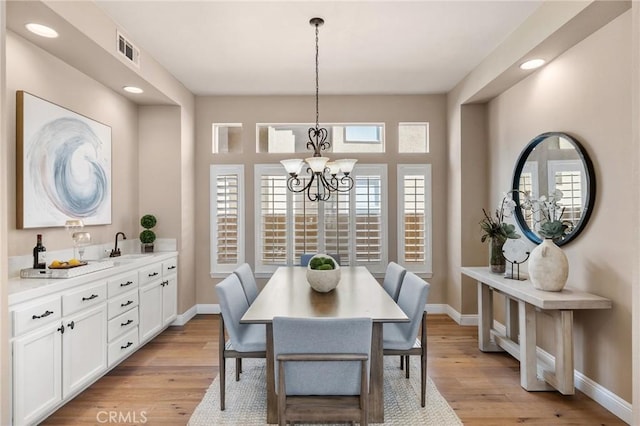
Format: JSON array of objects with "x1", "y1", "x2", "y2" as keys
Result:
[{"x1": 116, "y1": 30, "x2": 140, "y2": 68}]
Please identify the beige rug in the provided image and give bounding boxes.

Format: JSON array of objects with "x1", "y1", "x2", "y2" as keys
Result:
[{"x1": 188, "y1": 357, "x2": 462, "y2": 425}]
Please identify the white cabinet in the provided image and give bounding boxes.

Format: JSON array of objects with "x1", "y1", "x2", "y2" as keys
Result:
[
  {"x1": 139, "y1": 258, "x2": 178, "y2": 343},
  {"x1": 10, "y1": 252, "x2": 178, "y2": 425},
  {"x1": 12, "y1": 284, "x2": 108, "y2": 426}
]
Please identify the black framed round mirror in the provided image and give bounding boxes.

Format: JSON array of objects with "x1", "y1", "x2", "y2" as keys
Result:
[{"x1": 511, "y1": 132, "x2": 596, "y2": 246}]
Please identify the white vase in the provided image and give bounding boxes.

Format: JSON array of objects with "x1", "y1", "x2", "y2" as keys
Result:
[
  {"x1": 528, "y1": 238, "x2": 568, "y2": 292},
  {"x1": 306, "y1": 254, "x2": 341, "y2": 293}
]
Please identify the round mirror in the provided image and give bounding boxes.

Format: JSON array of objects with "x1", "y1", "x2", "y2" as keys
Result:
[{"x1": 511, "y1": 132, "x2": 596, "y2": 246}]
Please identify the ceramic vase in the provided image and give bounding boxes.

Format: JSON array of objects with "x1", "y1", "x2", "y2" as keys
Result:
[
  {"x1": 306, "y1": 254, "x2": 341, "y2": 292},
  {"x1": 489, "y1": 238, "x2": 506, "y2": 274},
  {"x1": 528, "y1": 238, "x2": 568, "y2": 291}
]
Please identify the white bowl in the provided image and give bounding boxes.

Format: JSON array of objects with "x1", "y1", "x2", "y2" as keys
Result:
[{"x1": 306, "y1": 254, "x2": 341, "y2": 292}]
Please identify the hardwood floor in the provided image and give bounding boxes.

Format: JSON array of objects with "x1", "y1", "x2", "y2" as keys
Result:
[{"x1": 42, "y1": 314, "x2": 624, "y2": 425}]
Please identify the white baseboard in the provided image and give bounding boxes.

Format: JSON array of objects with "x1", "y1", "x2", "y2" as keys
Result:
[
  {"x1": 172, "y1": 305, "x2": 198, "y2": 326},
  {"x1": 444, "y1": 305, "x2": 478, "y2": 326},
  {"x1": 491, "y1": 321, "x2": 632, "y2": 424},
  {"x1": 197, "y1": 303, "x2": 220, "y2": 314}
]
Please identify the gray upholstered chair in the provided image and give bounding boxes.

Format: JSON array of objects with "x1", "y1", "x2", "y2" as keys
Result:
[
  {"x1": 383, "y1": 271, "x2": 430, "y2": 407},
  {"x1": 233, "y1": 263, "x2": 259, "y2": 305},
  {"x1": 382, "y1": 262, "x2": 407, "y2": 302},
  {"x1": 300, "y1": 253, "x2": 341, "y2": 266},
  {"x1": 273, "y1": 316, "x2": 372, "y2": 426},
  {"x1": 215, "y1": 274, "x2": 266, "y2": 410}
]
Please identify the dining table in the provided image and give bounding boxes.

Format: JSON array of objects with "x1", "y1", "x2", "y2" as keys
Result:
[{"x1": 241, "y1": 266, "x2": 409, "y2": 423}]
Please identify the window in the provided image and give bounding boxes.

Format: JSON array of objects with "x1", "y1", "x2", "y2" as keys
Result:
[
  {"x1": 255, "y1": 164, "x2": 388, "y2": 274},
  {"x1": 212, "y1": 123, "x2": 242, "y2": 153},
  {"x1": 399, "y1": 122, "x2": 429, "y2": 153},
  {"x1": 210, "y1": 165, "x2": 244, "y2": 275},
  {"x1": 256, "y1": 123, "x2": 384, "y2": 153},
  {"x1": 397, "y1": 165, "x2": 432, "y2": 273},
  {"x1": 548, "y1": 160, "x2": 585, "y2": 223}
]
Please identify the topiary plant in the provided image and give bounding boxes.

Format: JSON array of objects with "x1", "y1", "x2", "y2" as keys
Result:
[
  {"x1": 140, "y1": 214, "x2": 157, "y2": 251},
  {"x1": 309, "y1": 256, "x2": 335, "y2": 270}
]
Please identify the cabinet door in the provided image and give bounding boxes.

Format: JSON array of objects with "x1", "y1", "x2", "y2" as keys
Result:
[
  {"x1": 139, "y1": 281, "x2": 163, "y2": 343},
  {"x1": 62, "y1": 304, "x2": 107, "y2": 398},
  {"x1": 13, "y1": 323, "x2": 63, "y2": 425},
  {"x1": 162, "y1": 275, "x2": 178, "y2": 326}
]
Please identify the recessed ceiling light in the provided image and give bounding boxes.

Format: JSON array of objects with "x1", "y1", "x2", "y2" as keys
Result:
[
  {"x1": 25, "y1": 23, "x2": 58, "y2": 38},
  {"x1": 123, "y1": 86, "x2": 144, "y2": 94},
  {"x1": 520, "y1": 59, "x2": 546, "y2": 70}
]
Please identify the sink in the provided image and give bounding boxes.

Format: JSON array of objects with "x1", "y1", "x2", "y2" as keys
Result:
[{"x1": 111, "y1": 254, "x2": 153, "y2": 266}]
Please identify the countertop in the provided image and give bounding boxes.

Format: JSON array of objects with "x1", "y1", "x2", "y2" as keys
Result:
[{"x1": 9, "y1": 252, "x2": 178, "y2": 306}]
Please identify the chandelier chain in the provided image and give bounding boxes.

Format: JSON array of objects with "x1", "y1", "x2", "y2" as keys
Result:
[{"x1": 315, "y1": 21, "x2": 320, "y2": 130}]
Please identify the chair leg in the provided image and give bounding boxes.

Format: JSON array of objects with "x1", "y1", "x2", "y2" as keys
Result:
[
  {"x1": 400, "y1": 355, "x2": 404, "y2": 370},
  {"x1": 405, "y1": 356, "x2": 410, "y2": 379},
  {"x1": 235, "y1": 358, "x2": 241, "y2": 381},
  {"x1": 220, "y1": 354, "x2": 226, "y2": 410},
  {"x1": 421, "y1": 351, "x2": 427, "y2": 407}
]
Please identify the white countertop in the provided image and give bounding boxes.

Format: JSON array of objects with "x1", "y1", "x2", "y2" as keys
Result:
[{"x1": 9, "y1": 252, "x2": 178, "y2": 306}]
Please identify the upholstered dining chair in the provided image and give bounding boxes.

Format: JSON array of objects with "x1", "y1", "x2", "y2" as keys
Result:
[
  {"x1": 382, "y1": 262, "x2": 407, "y2": 302},
  {"x1": 300, "y1": 253, "x2": 341, "y2": 267},
  {"x1": 273, "y1": 316, "x2": 372, "y2": 426},
  {"x1": 215, "y1": 273, "x2": 266, "y2": 410},
  {"x1": 383, "y1": 271, "x2": 430, "y2": 407},
  {"x1": 233, "y1": 263, "x2": 259, "y2": 305}
]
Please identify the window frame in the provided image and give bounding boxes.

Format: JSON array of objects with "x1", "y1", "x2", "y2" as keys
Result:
[
  {"x1": 397, "y1": 164, "x2": 432, "y2": 275},
  {"x1": 210, "y1": 164, "x2": 245, "y2": 277}
]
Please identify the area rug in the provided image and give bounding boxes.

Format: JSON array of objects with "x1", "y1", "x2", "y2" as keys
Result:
[{"x1": 188, "y1": 357, "x2": 462, "y2": 425}]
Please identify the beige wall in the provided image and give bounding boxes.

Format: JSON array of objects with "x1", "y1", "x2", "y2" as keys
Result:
[
  {"x1": 6, "y1": 32, "x2": 140, "y2": 254},
  {"x1": 487, "y1": 10, "x2": 632, "y2": 402},
  {"x1": 195, "y1": 95, "x2": 447, "y2": 304}
]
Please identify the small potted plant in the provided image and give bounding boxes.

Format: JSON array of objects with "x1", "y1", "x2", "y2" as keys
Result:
[
  {"x1": 480, "y1": 196, "x2": 520, "y2": 274},
  {"x1": 306, "y1": 254, "x2": 341, "y2": 292},
  {"x1": 140, "y1": 214, "x2": 157, "y2": 253}
]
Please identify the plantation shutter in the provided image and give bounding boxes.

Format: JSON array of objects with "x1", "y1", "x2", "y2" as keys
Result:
[{"x1": 210, "y1": 165, "x2": 244, "y2": 274}]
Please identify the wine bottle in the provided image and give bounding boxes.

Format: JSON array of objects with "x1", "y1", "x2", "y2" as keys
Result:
[{"x1": 33, "y1": 234, "x2": 47, "y2": 269}]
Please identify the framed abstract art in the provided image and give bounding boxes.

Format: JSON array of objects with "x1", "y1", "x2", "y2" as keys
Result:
[{"x1": 16, "y1": 91, "x2": 112, "y2": 228}]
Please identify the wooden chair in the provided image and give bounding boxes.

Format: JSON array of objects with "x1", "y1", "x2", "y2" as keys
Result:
[
  {"x1": 273, "y1": 316, "x2": 372, "y2": 426},
  {"x1": 233, "y1": 263, "x2": 259, "y2": 305},
  {"x1": 382, "y1": 261, "x2": 407, "y2": 302},
  {"x1": 383, "y1": 271, "x2": 430, "y2": 407},
  {"x1": 215, "y1": 274, "x2": 266, "y2": 410}
]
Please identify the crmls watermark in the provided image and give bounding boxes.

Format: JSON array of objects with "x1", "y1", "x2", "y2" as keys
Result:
[{"x1": 96, "y1": 410, "x2": 148, "y2": 424}]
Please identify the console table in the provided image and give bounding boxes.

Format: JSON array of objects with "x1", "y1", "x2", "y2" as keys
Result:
[{"x1": 461, "y1": 266, "x2": 612, "y2": 395}]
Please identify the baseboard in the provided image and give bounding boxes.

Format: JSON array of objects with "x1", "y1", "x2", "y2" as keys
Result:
[
  {"x1": 197, "y1": 303, "x2": 220, "y2": 314},
  {"x1": 172, "y1": 305, "x2": 198, "y2": 326},
  {"x1": 491, "y1": 321, "x2": 632, "y2": 424},
  {"x1": 444, "y1": 305, "x2": 478, "y2": 326}
]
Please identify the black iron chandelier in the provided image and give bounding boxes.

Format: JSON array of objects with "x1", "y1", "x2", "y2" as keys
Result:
[{"x1": 280, "y1": 17, "x2": 357, "y2": 202}]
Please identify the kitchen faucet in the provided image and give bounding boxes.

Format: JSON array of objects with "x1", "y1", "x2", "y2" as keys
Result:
[{"x1": 110, "y1": 232, "x2": 126, "y2": 257}]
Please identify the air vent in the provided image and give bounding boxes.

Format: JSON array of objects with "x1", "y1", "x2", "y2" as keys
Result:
[{"x1": 116, "y1": 30, "x2": 140, "y2": 68}]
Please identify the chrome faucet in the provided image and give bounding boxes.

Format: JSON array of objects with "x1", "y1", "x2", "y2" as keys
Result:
[{"x1": 110, "y1": 232, "x2": 126, "y2": 257}]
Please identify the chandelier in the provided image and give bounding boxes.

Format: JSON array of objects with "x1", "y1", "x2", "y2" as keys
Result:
[{"x1": 280, "y1": 17, "x2": 357, "y2": 202}]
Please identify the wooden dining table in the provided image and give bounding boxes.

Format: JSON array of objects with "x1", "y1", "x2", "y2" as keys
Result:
[{"x1": 241, "y1": 266, "x2": 409, "y2": 423}]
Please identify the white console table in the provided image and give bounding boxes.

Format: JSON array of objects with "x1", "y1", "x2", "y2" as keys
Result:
[{"x1": 461, "y1": 266, "x2": 612, "y2": 395}]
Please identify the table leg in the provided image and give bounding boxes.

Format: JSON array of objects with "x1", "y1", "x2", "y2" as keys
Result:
[
  {"x1": 265, "y1": 323, "x2": 277, "y2": 424},
  {"x1": 518, "y1": 301, "x2": 552, "y2": 391},
  {"x1": 542, "y1": 310, "x2": 575, "y2": 395},
  {"x1": 369, "y1": 322, "x2": 384, "y2": 423},
  {"x1": 478, "y1": 282, "x2": 501, "y2": 352}
]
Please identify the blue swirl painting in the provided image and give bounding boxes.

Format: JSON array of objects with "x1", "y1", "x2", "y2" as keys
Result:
[{"x1": 18, "y1": 91, "x2": 111, "y2": 228}]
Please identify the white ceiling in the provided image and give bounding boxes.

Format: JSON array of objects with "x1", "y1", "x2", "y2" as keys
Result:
[{"x1": 95, "y1": 1, "x2": 542, "y2": 96}]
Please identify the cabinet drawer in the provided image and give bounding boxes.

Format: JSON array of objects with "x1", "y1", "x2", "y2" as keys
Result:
[
  {"x1": 163, "y1": 258, "x2": 178, "y2": 276},
  {"x1": 12, "y1": 296, "x2": 61, "y2": 336},
  {"x1": 108, "y1": 328, "x2": 138, "y2": 367},
  {"x1": 63, "y1": 282, "x2": 107, "y2": 316},
  {"x1": 107, "y1": 289, "x2": 139, "y2": 320},
  {"x1": 108, "y1": 307, "x2": 139, "y2": 342},
  {"x1": 138, "y1": 264, "x2": 162, "y2": 286},
  {"x1": 107, "y1": 271, "x2": 139, "y2": 298}
]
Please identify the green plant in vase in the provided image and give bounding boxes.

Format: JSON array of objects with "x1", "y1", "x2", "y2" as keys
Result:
[
  {"x1": 480, "y1": 197, "x2": 520, "y2": 274},
  {"x1": 140, "y1": 214, "x2": 157, "y2": 253}
]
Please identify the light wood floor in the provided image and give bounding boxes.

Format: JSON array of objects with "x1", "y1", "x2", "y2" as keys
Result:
[{"x1": 42, "y1": 314, "x2": 625, "y2": 425}]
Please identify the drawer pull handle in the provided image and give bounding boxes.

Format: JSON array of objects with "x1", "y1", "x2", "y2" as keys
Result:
[
  {"x1": 120, "y1": 281, "x2": 133, "y2": 287},
  {"x1": 161, "y1": 280, "x2": 169, "y2": 287},
  {"x1": 82, "y1": 294, "x2": 99, "y2": 301},
  {"x1": 121, "y1": 319, "x2": 134, "y2": 327},
  {"x1": 121, "y1": 342, "x2": 133, "y2": 350},
  {"x1": 148, "y1": 272, "x2": 159, "y2": 277},
  {"x1": 32, "y1": 310, "x2": 53, "y2": 320},
  {"x1": 68, "y1": 321, "x2": 75, "y2": 330},
  {"x1": 58, "y1": 325, "x2": 65, "y2": 334},
  {"x1": 168, "y1": 266, "x2": 176, "y2": 270},
  {"x1": 121, "y1": 300, "x2": 134, "y2": 308}
]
